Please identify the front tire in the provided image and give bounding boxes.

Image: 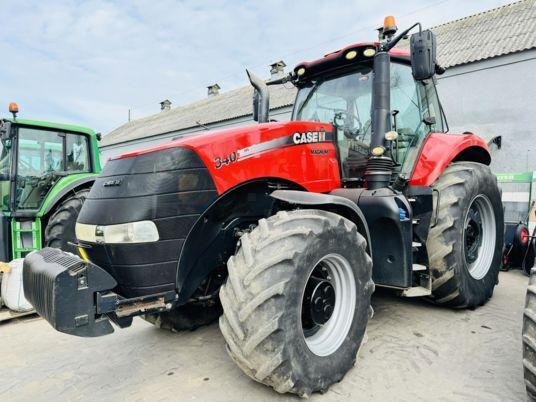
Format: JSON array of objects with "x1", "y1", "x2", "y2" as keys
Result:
[
  {"x1": 524, "y1": 268, "x2": 536, "y2": 401},
  {"x1": 219, "y1": 210, "x2": 373, "y2": 397},
  {"x1": 44, "y1": 189, "x2": 90, "y2": 255},
  {"x1": 427, "y1": 162, "x2": 503, "y2": 308}
]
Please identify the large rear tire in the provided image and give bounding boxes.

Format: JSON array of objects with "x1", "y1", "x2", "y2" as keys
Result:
[
  {"x1": 44, "y1": 189, "x2": 90, "y2": 255},
  {"x1": 524, "y1": 268, "x2": 536, "y2": 401},
  {"x1": 219, "y1": 209, "x2": 373, "y2": 397},
  {"x1": 427, "y1": 162, "x2": 503, "y2": 308}
]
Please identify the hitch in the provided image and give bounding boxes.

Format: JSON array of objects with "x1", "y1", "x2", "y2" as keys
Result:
[{"x1": 23, "y1": 248, "x2": 175, "y2": 337}]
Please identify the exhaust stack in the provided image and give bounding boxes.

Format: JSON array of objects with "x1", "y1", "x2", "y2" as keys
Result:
[{"x1": 246, "y1": 69, "x2": 269, "y2": 123}]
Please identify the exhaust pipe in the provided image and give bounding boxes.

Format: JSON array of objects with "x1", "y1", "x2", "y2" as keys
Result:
[
  {"x1": 364, "y1": 51, "x2": 394, "y2": 190},
  {"x1": 246, "y1": 69, "x2": 269, "y2": 123}
]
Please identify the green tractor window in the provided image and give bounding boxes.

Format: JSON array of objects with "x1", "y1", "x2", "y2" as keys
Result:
[{"x1": 15, "y1": 128, "x2": 91, "y2": 210}]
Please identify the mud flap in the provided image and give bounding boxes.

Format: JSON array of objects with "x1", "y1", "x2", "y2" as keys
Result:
[{"x1": 23, "y1": 248, "x2": 117, "y2": 337}]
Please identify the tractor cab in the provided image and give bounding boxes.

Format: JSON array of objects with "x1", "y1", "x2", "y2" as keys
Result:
[
  {"x1": 291, "y1": 45, "x2": 445, "y2": 182},
  {"x1": 249, "y1": 17, "x2": 445, "y2": 190},
  {"x1": 0, "y1": 104, "x2": 101, "y2": 261}
]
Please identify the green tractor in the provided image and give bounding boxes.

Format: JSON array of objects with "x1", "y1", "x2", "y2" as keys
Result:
[{"x1": 0, "y1": 103, "x2": 101, "y2": 264}]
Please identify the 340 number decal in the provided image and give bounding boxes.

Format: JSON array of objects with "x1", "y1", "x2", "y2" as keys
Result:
[{"x1": 214, "y1": 151, "x2": 237, "y2": 169}]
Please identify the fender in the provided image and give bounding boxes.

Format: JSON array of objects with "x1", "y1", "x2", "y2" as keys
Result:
[
  {"x1": 270, "y1": 189, "x2": 372, "y2": 257},
  {"x1": 175, "y1": 179, "x2": 303, "y2": 304},
  {"x1": 410, "y1": 133, "x2": 491, "y2": 186},
  {"x1": 39, "y1": 174, "x2": 97, "y2": 217}
]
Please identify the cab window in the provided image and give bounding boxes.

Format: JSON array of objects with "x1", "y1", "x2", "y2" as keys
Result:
[
  {"x1": 15, "y1": 128, "x2": 91, "y2": 210},
  {"x1": 391, "y1": 63, "x2": 444, "y2": 177},
  {"x1": 66, "y1": 134, "x2": 89, "y2": 172}
]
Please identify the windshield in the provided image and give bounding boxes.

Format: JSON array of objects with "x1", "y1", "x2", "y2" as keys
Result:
[{"x1": 293, "y1": 65, "x2": 373, "y2": 138}]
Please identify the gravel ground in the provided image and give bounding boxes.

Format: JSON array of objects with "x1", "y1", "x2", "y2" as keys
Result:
[{"x1": 0, "y1": 270, "x2": 528, "y2": 402}]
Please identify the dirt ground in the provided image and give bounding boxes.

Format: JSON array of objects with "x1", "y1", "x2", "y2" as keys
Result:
[{"x1": 0, "y1": 270, "x2": 528, "y2": 402}]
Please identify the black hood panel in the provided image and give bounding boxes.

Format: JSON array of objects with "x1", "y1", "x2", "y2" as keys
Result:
[{"x1": 78, "y1": 147, "x2": 217, "y2": 297}]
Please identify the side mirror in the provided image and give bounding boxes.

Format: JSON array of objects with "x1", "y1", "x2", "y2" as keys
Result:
[
  {"x1": 410, "y1": 30, "x2": 436, "y2": 81},
  {"x1": 0, "y1": 120, "x2": 12, "y2": 142}
]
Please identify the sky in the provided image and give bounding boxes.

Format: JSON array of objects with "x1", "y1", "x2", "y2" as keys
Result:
[{"x1": 0, "y1": 0, "x2": 514, "y2": 135}]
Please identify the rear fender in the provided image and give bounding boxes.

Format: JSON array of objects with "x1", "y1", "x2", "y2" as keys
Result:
[{"x1": 410, "y1": 133, "x2": 491, "y2": 186}]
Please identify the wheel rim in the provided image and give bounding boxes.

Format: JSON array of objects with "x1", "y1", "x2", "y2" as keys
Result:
[
  {"x1": 463, "y1": 195, "x2": 496, "y2": 280},
  {"x1": 301, "y1": 253, "x2": 356, "y2": 357}
]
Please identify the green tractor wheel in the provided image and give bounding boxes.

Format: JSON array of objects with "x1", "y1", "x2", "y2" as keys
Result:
[{"x1": 44, "y1": 189, "x2": 90, "y2": 255}]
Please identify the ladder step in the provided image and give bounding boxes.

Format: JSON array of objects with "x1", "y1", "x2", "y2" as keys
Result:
[
  {"x1": 412, "y1": 241, "x2": 422, "y2": 248},
  {"x1": 408, "y1": 198, "x2": 416, "y2": 202},
  {"x1": 401, "y1": 286, "x2": 432, "y2": 297},
  {"x1": 412, "y1": 219, "x2": 420, "y2": 224},
  {"x1": 413, "y1": 264, "x2": 427, "y2": 271}
]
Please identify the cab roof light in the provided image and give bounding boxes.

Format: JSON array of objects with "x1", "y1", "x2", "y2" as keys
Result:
[
  {"x1": 383, "y1": 16, "x2": 397, "y2": 34},
  {"x1": 8, "y1": 102, "x2": 19, "y2": 118},
  {"x1": 345, "y1": 50, "x2": 358, "y2": 60}
]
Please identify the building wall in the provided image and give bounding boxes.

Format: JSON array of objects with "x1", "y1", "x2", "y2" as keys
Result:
[{"x1": 436, "y1": 49, "x2": 536, "y2": 173}]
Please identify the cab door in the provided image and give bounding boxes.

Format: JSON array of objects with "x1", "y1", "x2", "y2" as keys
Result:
[{"x1": 14, "y1": 126, "x2": 91, "y2": 211}]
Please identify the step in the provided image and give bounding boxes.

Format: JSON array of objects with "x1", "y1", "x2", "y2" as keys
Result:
[
  {"x1": 412, "y1": 241, "x2": 422, "y2": 248},
  {"x1": 401, "y1": 286, "x2": 432, "y2": 297},
  {"x1": 408, "y1": 198, "x2": 416, "y2": 203},
  {"x1": 412, "y1": 219, "x2": 420, "y2": 225},
  {"x1": 412, "y1": 264, "x2": 427, "y2": 271}
]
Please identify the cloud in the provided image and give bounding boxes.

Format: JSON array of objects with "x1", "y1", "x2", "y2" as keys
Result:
[{"x1": 0, "y1": 0, "x2": 512, "y2": 134}]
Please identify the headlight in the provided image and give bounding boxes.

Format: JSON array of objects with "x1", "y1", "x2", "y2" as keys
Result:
[{"x1": 76, "y1": 221, "x2": 159, "y2": 244}]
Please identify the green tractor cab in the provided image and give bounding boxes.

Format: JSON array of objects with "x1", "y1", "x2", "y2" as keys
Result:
[{"x1": 0, "y1": 105, "x2": 101, "y2": 263}]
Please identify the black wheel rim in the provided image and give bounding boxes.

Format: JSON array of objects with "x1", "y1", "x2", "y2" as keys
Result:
[
  {"x1": 300, "y1": 253, "x2": 356, "y2": 357},
  {"x1": 301, "y1": 262, "x2": 336, "y2": 337},
  {"x1": 462, "y1": 195, "x2": 496, "y2": 280},
  {"x1": 464, "y1": 204, "x2": 483, "y2": 265}
]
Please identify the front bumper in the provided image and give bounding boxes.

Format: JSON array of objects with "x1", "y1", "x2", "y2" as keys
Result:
[{"x1": 23, "y1": 248, "x2": 177, "y2": 337}]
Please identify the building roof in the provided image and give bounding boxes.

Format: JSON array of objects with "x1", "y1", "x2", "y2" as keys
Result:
[
  {"x1": 101, "y1": 84, "x2": 297, "y2": 147},
  {"x1": 398, "y1": 0, "x2": 536, "y2": 68},
  {"x1": 102, "y1": 0, "x2": 536, "y2": 148}
]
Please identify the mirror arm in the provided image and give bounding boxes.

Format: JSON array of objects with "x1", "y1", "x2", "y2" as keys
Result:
[
  {"x1": 266, "y1": 73, "x2": 296, "y2": 86},
  {"x1": 435, "y1": 64, "x2": 446, "y2": 75},
  {"x1": 383, "y1": 22, "x2": 421, "y2": 51}
]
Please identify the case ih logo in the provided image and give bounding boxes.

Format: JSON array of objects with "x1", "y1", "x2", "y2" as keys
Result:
[{"x1": 293, "y1": 131, "x2": 327, "y2": 144}]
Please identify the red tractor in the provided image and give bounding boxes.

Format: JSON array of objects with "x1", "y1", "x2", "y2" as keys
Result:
[{"x1": 23, "y1": 17, "x2": 503, "y2": 396}]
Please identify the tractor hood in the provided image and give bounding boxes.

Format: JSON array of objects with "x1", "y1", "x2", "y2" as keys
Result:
[
  {"x1": 79, "y1": 120, "x2": 340, "y2": 297},
  {"x1": 114, "y1": 121, "x2": 341, "y2": 194}
]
